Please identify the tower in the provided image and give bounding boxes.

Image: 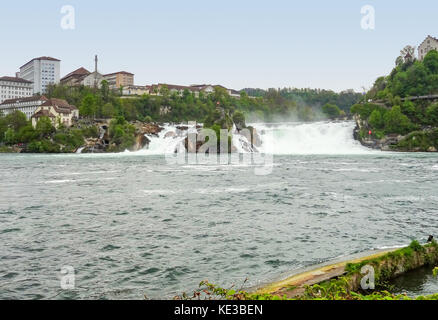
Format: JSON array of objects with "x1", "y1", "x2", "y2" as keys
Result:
[{"x1": 94, "y1": 55, "x2": 98, "y2": 88}]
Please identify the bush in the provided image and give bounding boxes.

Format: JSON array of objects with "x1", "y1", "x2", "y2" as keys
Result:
[
  {"x1": 396, "y1": 129, "x2": 438, "y2": 151},
  {"x1": 109, "y1": 116, "x2": 136, "y2": 151},
  {"x1": 35, "y1": 117, "x2": 55, "y2": 138},
  {"x1": 426, "y1": 103, "x2": 438, "y2": 125},
  {"x1": 27, "y1": 140, "x2": 61, "y2": 153},
  {"x1": 383, "y1": 106, "x2": 413, "y2": 134},
  {"x1": 53, "y1": 129, "x2": 84, "y2": 151},
  {"x1": 232, "y1": 111, "x2": 246, "y2": 130},
  {"x1": 81, "y1": 125, "x2": 99, "y2": 138},
  {"x1": 368, "y1": 110, "x2": 384, "y2": 129}
]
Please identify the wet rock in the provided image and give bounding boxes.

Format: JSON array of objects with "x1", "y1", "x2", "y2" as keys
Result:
[
  {"x1": 164, "y1": 131, "x2": 176, "y2": 139},
  {"x1": 132, "y1": 134, "x2": 151, "y2": 151},
  {"x1": 184, "y1": 134, "x2": 205, "y2": 153},
  {"x1": 241, "y1": 127, "x2": 262, "y2": 148},
  {"x1": 428, "y1": 146, "x2": 437, "y2": 152},
  {"x1": 134, "y1": 122, "x2": 164, "y2": 137}
]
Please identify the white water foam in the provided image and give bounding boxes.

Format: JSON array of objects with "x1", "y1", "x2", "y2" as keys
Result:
[
  {"x1": 253, "y1": 121, "x2": 374, "y2": 155},
  {"x1": 127, "y1": 121, "x2": 376, "y2": 156}
]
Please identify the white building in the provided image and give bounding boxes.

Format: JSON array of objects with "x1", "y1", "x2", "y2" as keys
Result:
[
  {"x1": 418, "y1": 36, "x2": 438, "y2": 61},
  {"x1": 19, "y1": 56, "x2": 61, "y2": 94},
  {"x1": 0, "y1": 76, "x2": 33, "y2": 104},
  {"x1": 0, "y1": 96, "x2": 48, "y2": 120},
  {"x1": 122, "y1": 85, "x2": 150, "y2": 96}
]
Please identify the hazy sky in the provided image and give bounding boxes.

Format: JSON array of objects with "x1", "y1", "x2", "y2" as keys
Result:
[{"x1": 0, "y1": 0, "x2": 436, "y2": 92}]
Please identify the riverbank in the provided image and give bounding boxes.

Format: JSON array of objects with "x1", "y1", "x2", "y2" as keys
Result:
[
  {"x1": 253, "y1": 248, "x2": 398, "y2": 298},
  {"x1": 252, "y1": 241, "x2": 438, "y2": 300},
  {"x1": 353, "y1": 114, "x2": 438, "y2": 152}
]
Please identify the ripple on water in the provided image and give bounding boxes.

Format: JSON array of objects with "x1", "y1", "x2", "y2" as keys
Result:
[
  {"x1": 1, "y1": 228, "x2": 21, "y2": 234},
  {"x1": 102, "y1": 245, "x2": 121, "y2": 251}
]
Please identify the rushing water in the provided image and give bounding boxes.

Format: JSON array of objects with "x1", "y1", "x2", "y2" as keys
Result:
[{"x1": 1, "y1": 121, "x2": 438, "y2": 300}]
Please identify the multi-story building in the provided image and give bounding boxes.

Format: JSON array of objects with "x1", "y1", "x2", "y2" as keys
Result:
[
  {"x1": 149, "y1": 84, "x2": 203, "y2": 97},
  {"x1": 418, "y1": 36, "x2": 438, "y2": 61},
  {"x1": 0, "y1": 96, "x2": 48, "y2": 119},
  {"x1": 60, "y1": 67, "x2": 91, "y2": 86},
  {"x1": 31, "y1": 98, "x2": 79, "y2": 128},
  {"x1": 19, "y1": 56, "x2": 61, "y2": 94},
  {"x1": 0, "y1": 76, "x2": 33, "y2": 104},
  {"x1": 103, "y1": 71, "x2": 134, "y2": 90},
  {"x1": 61, "y1": 67, "x2": 105, "y2": 88},
  {"x1": 61, "y1": 56, "x2": 105, "y2": 88},
  {"x1": 122, "y1": 85, "x2": 150, "y2": 96}
]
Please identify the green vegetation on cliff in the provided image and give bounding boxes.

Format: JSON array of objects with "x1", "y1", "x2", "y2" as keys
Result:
[
  {"x1": 351, "y1": 49, "x2": 438, "y2": 150},
  {"x1": 365, "y1": 49, "x2": 438, "y2": 101}
]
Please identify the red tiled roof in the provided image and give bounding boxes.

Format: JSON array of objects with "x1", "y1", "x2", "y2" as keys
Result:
[
  {"x1": 61, "y1": 67, "x2": 90, "y2": 81},
  {"x1": 104, "y1": 71, "x2": 134, "y2": 77},
  {"x1": 0, "y1": 76, "x2": 33, "y2": 84},
  {"x1": 0, "y1": 95, "x2": 48, "y2": 106},
  {"x1": 32, "y1": 109, "x2": 56, "y2": 118},
  {"x1": 20, "y1": 57, "x2": 60, "y2": 69},
  {"x1": 41, "y1": 98, "x2": 77, "y2": 114}
]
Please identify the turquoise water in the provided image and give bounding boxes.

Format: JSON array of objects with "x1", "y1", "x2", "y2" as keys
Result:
[{"x1": 0, "y1": 152, "x2": 438, "y2": 299}]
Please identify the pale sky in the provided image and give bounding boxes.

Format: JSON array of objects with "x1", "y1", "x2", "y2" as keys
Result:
[{"x1": 0, "y1": 0, "x2": 437, "y2": 92}]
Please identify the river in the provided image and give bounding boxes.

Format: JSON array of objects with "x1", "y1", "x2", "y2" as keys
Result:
[{"x1": 0, "y1": 121, "x2": 437, "y2": 299}]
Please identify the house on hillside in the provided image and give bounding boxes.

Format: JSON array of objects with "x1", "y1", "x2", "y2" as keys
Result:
[
  {"x1": 31, "y1": 98, "x2": 79, "y2": 128},
  {"x1": 418, "y1": 35, "x2": 438, "y2": 61},
  {"x1": 60, "y1": 67, "x2": 105, "y2": 89},
  {"x1": 122, "y1": 85, "x2": 151, "y2": 96}
]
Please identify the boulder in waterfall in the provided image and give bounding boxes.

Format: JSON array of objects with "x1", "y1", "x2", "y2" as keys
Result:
[
  {"x1": 164, "y1": 131, "x2": 176, "y2": 139},
  {"x1": 241, "y1": 127, "x2": 262, "y2": 148},
  {"x1": 135, "y1": 122, "x2": 164, "y2": 137},
  {"x1": 132, "y1": 134, "x2": 151, "y2": 151},
  {"x1": 184, "y1": 134, "x2": 205, "y2": 153}
]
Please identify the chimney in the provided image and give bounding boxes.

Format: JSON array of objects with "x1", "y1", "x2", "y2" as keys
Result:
[
  {"x1": 95, "y1": 55, "x2": 98, "y2": 73},
  {"x1": 15, "y1": 72, "x2": 20, "y2": 78}
]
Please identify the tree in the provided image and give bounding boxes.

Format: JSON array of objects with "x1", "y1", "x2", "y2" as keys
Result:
[
  {"x1": 80, "y1": 94, "x2": 97, "y2": 118},
  {"x1": 399, "y1": 45, "x2": 416, "y2": 63},
  {"x1": 6, "y1": 111, "x2": 28, "y2": 132},
  {"x1": 35, "y1": 116, "x2": 55, "y2": 138},
  {"x1": 426, "y1": 103, "x2": 438, "y2": 125},
  {"x1": 423, "y1": 50, "x2": 438, "y2": 74},
  {"x1": 4, "y1": 128, "x2": 16, "y2": 145},
  {"x1": 322, "y1": 103, "x2": 342, "y2": 119},
  {"x1": 395, "y1": 56, "x2": 404, "y2": 67},
  {"x1": 16, "y1": 125, "x2": 37, "y2": 143},
  {"x1": 383, "y1": 105, "x2": 413, "y2": 134},
  {"x1": 232, "y1": 111, "x2": 246, "y2": 130},
  {"x1": 101, "y1": 102, "x2": 116, "y2": 119},
  {"x1": 368, "y1": 109, "x2": 384, "y2": 129},
  {"x1": 100, "y1": 80, "x2": 110, "y2": 103}
]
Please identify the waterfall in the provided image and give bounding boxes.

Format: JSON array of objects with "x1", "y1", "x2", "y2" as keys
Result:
[
  {"x1": 253, "y1": 121, "x2": 370, "y2": 155},
  {"x1": 129, "y1": 121, "x2": 373, "y2": 155},
  {"x1": 133, "y1": 124, "x2": 188, "y2": 155}
]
